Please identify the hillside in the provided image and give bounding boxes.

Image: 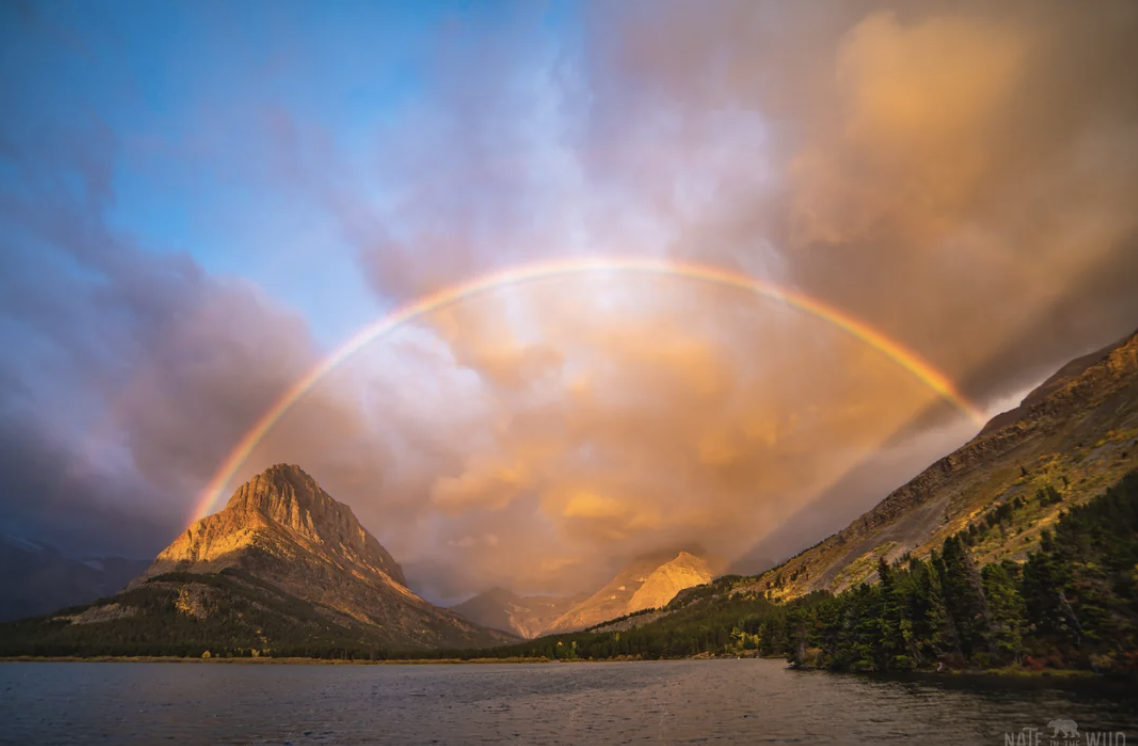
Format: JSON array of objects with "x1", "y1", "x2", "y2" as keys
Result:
[
  {"x1": 739, "y1": 328, "x2": 1138, "y2": 602},
  {"x1": 0, "y1": 465, "x2": 514, "y2": 655}
]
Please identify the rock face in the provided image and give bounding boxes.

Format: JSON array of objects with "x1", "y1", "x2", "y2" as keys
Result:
[
  {"x1": 144, "y1": 464, "x2": 406, "y2": 588},
  {"x1": 543, "y1": 550, "x2": 714, "y2": 634},
  {"x1": 629, "y1": 551, "x2": 714, "y2": 612},
  {"x1": 741, "y1": 328, "x2": 1138, "y2": 602},
  {"x1": 451, "y1": 588, "x2": 587, "y2": 639},
  {"x1": 136, "y1": 464, "x2": 513, "y2": 650}
]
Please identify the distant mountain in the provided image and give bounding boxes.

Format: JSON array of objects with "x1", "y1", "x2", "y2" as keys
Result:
[
  {"x1": 451, "y1": 588, "x2": 588, "y2": 639},
  {"x1": 740, "y1": 327, "x2": 1138, "y2": 601},
  {"x1": 0, "y1": 465, "x2": 514, "y2": 656},
  {"x1": 542, "y1": 550, "x2": 715, "y2": 635},
  {"x1": 0, "y1": 535, "x2": 149, "y2": 622}
]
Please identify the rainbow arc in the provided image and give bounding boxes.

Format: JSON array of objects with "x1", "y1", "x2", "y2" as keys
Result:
[{"x1": 189, "y1": 257, "x2": 983, "y2": 524}]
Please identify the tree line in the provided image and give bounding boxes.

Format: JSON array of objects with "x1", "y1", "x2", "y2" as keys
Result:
[{"x1": 761, "y1": 470, "x2": 1138, "y2": 674}]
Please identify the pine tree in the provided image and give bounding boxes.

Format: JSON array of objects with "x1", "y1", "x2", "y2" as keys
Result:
[
  {"x1": 908, "y1": 554, "x2": 950, "y2": 665},
  {"x1": 1022, "y1": 530, "x2": 1079, "y2": 644},
  {"x1": 875, "y1": 557, "x2": 911, "y2": 669},
  {"x1": 982, "y1": 560, "x2": 1026, "y2": 664},
  {"x1": 936, "y1": 536, "x2": 991, "y2": 659}
]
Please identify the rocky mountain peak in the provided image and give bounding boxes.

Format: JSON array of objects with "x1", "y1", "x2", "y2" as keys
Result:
[
  {"x1": 628, "y1": 551, "x2": 713, "y2": 614},
  {"x1": 542, "y1": 548, "x2": 714, "y2": 634},
  {"x1": 66, "y1": 464, "x2": 514, "y2": 652},
  {"x1": 225, "y1": 464, "x2": 364, "y2": 546},
  {"x1": 144, "y1": 464, "x2": 406, "y2": 588}
]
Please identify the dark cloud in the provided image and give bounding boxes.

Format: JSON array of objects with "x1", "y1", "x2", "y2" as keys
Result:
[{"x1": 0, "y1": 110, "x2": 334, "y2": 556}]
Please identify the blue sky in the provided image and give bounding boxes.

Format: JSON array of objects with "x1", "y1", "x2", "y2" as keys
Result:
[{"x1": 3, "y1": 0, "x2": 568, "y2": 345}]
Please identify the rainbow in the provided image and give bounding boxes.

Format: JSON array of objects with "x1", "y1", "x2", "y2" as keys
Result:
[{"x1": 188, "y1": 256, "x2": 983, "y2": 524}]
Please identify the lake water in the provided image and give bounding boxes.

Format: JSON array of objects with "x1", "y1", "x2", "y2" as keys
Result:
[{"x1": 0, "y1": 659, "x2": 1134, "y2": 745}]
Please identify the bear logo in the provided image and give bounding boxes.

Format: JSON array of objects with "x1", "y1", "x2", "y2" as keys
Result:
[{"x1": 1047, "y1": 719, "x2": 1079, "y2": 739}]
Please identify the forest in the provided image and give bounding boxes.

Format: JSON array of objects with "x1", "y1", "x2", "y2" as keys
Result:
[{"x1": 763, "y1": 470, "x2": 1138, "y2": 674}]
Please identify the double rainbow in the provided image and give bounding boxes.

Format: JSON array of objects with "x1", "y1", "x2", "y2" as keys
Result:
[{"x1": 188, "y1": 256, "x2": 983, "y2": 524}]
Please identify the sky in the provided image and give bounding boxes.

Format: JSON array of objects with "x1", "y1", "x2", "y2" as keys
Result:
[{"x1": 2, "y1": 0, "x2": 1138, "y2": 604}]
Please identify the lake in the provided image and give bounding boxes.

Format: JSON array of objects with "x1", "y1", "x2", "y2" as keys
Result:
[{"x1": 0, "y1": 659, "x2": 1134, "y2": 745}]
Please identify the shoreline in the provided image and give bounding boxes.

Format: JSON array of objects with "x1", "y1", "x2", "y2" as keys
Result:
[
  {"x1": 0, "y1": 655, "x2": 1120, "y2": 680},
  {"x1": 0, "y1": 655, "x2": 556, "y2": 666}
]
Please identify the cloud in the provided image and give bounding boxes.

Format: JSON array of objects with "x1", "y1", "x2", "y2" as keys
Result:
[
  {"x1": 331, "y1": 0, "x2": 1138, "y2": 599},
  {"x1": 0, "y1": 112, "x2": 377, "y2": 557},
  {"x1": 3, "y1": 1, "x2": 1137, "y2": 607},
  {"x1": 432, "y1": 457, "x2": 531, "y2": 515}
]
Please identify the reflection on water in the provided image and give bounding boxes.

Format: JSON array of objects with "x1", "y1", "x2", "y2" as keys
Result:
[{"x1": 0, "y1": 659, "x2": 1134, "y2": 745}]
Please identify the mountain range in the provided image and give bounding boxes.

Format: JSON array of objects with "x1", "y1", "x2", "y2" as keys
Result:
[
  {"x1": 0, "y1": 467, "x2": 721, "y2": 653},
  {"x1": 434, "y1": 329, "x2": 1138, "y2": 676},
  {"x1": 2, "y1": 327, "x2": 1136, "y2": 659}
]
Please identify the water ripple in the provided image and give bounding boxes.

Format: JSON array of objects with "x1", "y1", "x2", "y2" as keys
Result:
[{"x1": 0, "y1": 660, "x2": 1134, "y2": 745}]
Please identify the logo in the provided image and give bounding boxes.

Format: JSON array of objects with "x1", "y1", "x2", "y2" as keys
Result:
[{"x1": 1005, "y1": 720, "x2": 1127, "y2": 746}]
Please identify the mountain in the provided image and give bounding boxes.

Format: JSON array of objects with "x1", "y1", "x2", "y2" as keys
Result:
[
  {"x1": 451, "y1": 331, "x2": 1138, "y2": 675},
  {"x1": 738, "y1": 327, "x2": 1138, "y2": 602},
  {"x1": 451, "y1": 588, "x2": 588, "y2": 639},
  {"x1": 452, "y1": 551, "x2": 716, "y2": 639},
  {"x1": 0, "y1": 535, "x2": 149, "y2": 622},
  {"x1": 542, "y1": 550, "x2": 715, "y2": 635},
  {"x1": 459, "y1": 468, "x2": 1138, "y2": 676},
  {"x1": 0, "y1": 465, "x2": 514, "y2": 656}
]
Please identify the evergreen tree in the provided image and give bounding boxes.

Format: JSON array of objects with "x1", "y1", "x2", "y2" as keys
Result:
[
  {"x1": 936, "y1": 535, "x2": 991, "y2": 659},
  {"x1": 982, "y1": 560, "x2": 1026, "y2": 663},
  {"x1": 1022, "y1": 530, "x2": 1079, "y2": 643},
  {"x1": 907, "y1": 555, "x2": 950, "y2": 665},
  {"x1": 875, "y1": 558, "x2": 911, "y2": 669}
]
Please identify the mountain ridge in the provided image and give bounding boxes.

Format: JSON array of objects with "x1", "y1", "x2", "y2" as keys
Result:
[{"x1": 739, "y1": 327, "x2": 1138, "y2": 601}]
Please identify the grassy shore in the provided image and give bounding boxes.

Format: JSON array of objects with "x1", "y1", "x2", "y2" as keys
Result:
[
  {"x1": 0, "y1": 655, "x2": 555, "y2": 665},
  {"x1": 977, "y1": 665, "x2": 1099, "y2": 679}
]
